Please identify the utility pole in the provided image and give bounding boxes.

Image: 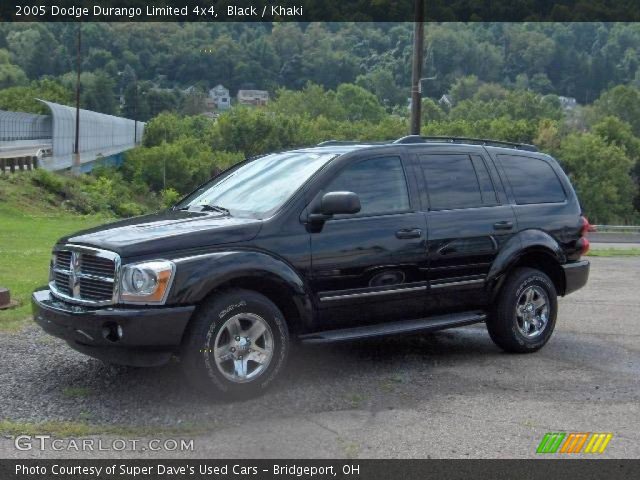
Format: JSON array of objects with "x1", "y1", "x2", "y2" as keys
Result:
[
  {"x1": 72, "y1": 24, "x2": 82, "y2": 174},
  {"x1": 133, "y1": 73, "x2": 138, "y2": 144},
  {"x1": 410, "y1": 0, "x2": 424, "y2": 136}
]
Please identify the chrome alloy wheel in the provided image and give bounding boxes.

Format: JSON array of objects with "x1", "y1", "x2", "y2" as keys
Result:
[
  {"x1": 213, "y1": 312, "x2": 274, "y2": 383},
  {"x1": 515, "y1": 286, "x2": 549, "y2": 338}
]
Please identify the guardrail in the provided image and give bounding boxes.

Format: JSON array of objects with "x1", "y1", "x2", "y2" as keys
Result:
[
  {"x1": 589, "y1": 225, "x2": 640, "y2": 244},
  {"x1": 592, "y1": 225, "x2": 640, "y2": 233}
]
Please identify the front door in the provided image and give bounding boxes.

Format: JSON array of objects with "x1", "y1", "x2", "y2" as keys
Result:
[
  {"x1": 308, "y1": 155, "x2": 427, "y2": 328},
  {"x1": 414, "y1": 149, "x2": 516, "y2": 313}
]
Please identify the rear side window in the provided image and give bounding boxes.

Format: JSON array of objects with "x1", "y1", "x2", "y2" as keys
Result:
[
  {"x1": 325, "y1": 156, "x2": 410, "y2": 216},
  {"x1": 418, "y1": 154, "x2": 497, "y2": 210},
  {"x1": 498, "y1": 155, "x2": 566, "y2": 205}
]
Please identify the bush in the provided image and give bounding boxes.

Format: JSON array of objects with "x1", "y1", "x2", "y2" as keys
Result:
[
  {"x1": 115, "y1": 202, "x2": 146, "y2": 218},
  {"x1": 161, "y1": 188, "x2": 181, "y2": 208},
  {"x1": 31, "y1": 169, "x2": 66, "y2": 195},
  {"x1": 28, "y1": 168, "x2": 163, "y2": 217}
]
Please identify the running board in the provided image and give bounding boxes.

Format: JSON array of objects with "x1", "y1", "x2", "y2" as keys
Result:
[{"x1": 299, "y1": 311, "x2": 486, "y2": 344}]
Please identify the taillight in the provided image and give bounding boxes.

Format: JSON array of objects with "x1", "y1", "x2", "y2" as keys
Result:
[
  {"x1": 577, "y1": 216, "x2": 591, "y2": 256},
  {"x1": 577, "y1": 236, "x2": 590, "y2": 255},
  {"x1": 580, "y1": 216, "x2": 591, "y2": 237}
]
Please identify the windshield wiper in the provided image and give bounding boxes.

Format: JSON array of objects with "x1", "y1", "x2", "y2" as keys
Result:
[
  {"x1": 203, "y1": 204, "x2": 231, "y2": 216},
  {"x1": 179, "y1": 204, "x2": 231, "y2": 216}
]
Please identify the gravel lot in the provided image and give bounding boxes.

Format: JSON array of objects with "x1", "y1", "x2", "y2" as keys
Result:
[{"x1": 1, "y1": 257, "x2": 639, "y2": 458}]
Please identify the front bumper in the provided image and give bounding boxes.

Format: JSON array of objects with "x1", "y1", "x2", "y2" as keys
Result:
[
  {"x1": 562, "y1": 259, "x2": 590, "y2": 296},
  {"x1": 32, "y1": 290, "x2": 195, "y2": 367}
]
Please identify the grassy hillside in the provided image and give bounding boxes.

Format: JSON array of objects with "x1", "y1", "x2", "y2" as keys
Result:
[{"x1": 0, "y1": 173, "x2": 109, "y2": 330}]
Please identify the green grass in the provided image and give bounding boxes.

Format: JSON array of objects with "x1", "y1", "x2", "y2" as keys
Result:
[
  {"x1": 587, "y1": 248, "x2": 640, "y2": 257},
  {"x1": 0, "y1": 175, "x2": 108, "y2": 331},
  {"x1": 61, "y1": 386, "x2": 91, "y2": 398}
]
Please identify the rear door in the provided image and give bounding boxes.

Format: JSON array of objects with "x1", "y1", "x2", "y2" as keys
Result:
[{"x1": 413, "y1": 147, "x2": 516, "y2": 310}]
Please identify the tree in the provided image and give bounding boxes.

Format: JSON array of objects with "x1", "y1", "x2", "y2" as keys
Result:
[
  {"x1": 335, "y1": 84, "x2": 385, "y2": 123},
  {"x1": 6, "y1": 26, "x2": 56, "y2": 78},
  {"x1": 592, "y1": 116, "x2": 640, "y2": 212},
  {"x1": 123, "y1": 137, "x2": 242, "y2": 193},
  {"x1": 421, "y1": 98, "x2": 445, "y2": 124},
  {"x1": 558, "y1": 133, "x2": 637, "y2": 223},
  {"x1": 210, "y1": 107, "x2": 303, "y2": 157},
  {"x1": 180, "y1": 88, "x2": 206, "y2": 116},
  {"x1": 269, "y1": 83, "x2": 343, "y2": 120},
  {"x1": 0, "y1": 79, "x2": 72, "y2": 114},
  {"x1": 450, "y1": 75, "x2": 480, "y2": 102},
  {"x1": 355, "y1": 69, "x2": 404, "y2": 107},
  {"x1": 592, "y1": 116, "x2": 640, "y2": 160},
  {"x1": 0, "y1": 49, "x2": 27, "y2": 89},
  {"x1": 592, "y1": 85, "x2": 640, "y2": 135}
]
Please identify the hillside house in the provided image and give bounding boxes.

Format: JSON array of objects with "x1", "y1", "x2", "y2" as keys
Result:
[
  {"x1": 438, "y1": 94, "x2": 453, "y2": 109},
  {"x1": 237, "y1": 89, "x2": 269, "y2": 106},
  {"x1": 558, "y1": 96, "x2": 578, "y2": 111},
  {"x1": 209, "y1": 84, "x2": 231, "y2": 110}
]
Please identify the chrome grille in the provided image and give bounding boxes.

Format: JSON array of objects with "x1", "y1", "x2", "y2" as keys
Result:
[
  {"x1": 50, "y1": 245, "x2": 120, "y2": 305},
  {"x1": 53, "y1": 270, "x2": 72, "y2": 296},
  {"x1": 81, "y1": 255, "x2": 115, "y2": 277},
  {"x1": 56, "y1": 251, "x2": 72, "y2": 269}
]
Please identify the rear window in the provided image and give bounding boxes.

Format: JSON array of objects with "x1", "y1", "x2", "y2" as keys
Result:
[{"x1": 498, "y1": 155, "x2": 566, "y2": 205}]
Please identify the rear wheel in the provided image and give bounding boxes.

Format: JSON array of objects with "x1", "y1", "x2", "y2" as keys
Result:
[
  {"x1": 487, "y1": 267, "x2": 557, "y2": 353},
  {"x1": 181, "y1": 289, "x2": 289, "y2": 399}
]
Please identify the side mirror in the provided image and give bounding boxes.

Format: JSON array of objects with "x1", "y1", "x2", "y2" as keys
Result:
[
  {"x1": 320, "y1": 191, "x2": 361, "y2": 216},
  {"x1": 308, "y1": 191, "x2": 361, "y2": 228}
]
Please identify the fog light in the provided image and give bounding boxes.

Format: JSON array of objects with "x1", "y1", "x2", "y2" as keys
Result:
[{"x1": 102, "y1": 322, "x2": 122, "y2": 342}]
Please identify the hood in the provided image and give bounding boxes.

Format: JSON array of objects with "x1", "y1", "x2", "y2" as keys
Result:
[{"x1": 59, "y1": 210, "x2": 262, "y2": 258}]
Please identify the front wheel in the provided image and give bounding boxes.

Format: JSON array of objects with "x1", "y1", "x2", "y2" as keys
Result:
[
  {"x1": 181, "y1": 289, "x2": 289, "y2": 400},
  {"x1": 486, "y1": 267, "x2": 557, "y2": 353}
]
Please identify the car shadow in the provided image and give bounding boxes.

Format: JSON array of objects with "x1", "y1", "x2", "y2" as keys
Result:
[{"x1": 12, "y1": 326, "x2": 500, "y2": 426}]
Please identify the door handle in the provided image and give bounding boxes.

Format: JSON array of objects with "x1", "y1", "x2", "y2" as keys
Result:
[
  {"x1": 396, "y1": 228, "x2": 422, "y2": 239},
  {"x1": 493, "y1": 221, "x2": 513, "y2": 231}
]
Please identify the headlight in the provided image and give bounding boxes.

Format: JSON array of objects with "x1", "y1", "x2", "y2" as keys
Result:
[{"x1": 120, "y1": 260, "x2": 175, "y2": 304}]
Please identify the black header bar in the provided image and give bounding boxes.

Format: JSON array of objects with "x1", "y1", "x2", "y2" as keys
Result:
[{"x1": 2, "y1": 0, "x2": 640, "y2": 22}]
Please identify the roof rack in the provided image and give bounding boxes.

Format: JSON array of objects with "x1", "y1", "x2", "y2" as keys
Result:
[{"x1": 393, "y1": 135, "x2": 539, "y2": 152}]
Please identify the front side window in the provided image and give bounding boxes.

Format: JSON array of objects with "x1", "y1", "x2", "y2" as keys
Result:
[
  {"x1": 498, "y1": 155, "x2": 566, "y2": 204},
  {"x1": 178, "y1": 151, "x2": 336, "y2": 218},
  {"x1": 324, "y1": 156, "x2": 410, "y2": 216}
]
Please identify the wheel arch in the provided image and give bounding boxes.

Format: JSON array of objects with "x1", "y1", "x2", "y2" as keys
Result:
[
  {"x1": 170, "y1": 250, "x2": 314, "y2": 334},
  {"x1": 488, "y1": 230, "x2": 567, "y2": 300}
]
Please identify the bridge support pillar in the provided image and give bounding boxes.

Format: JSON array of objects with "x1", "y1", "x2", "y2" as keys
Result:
[{"x1": 71, "y1": 152, "x2": 81, "y2": 175}]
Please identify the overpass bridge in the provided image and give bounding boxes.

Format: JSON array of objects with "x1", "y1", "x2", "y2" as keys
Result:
[{"x1": 0, "y1": 101, "x2": 144, "y2": 172}]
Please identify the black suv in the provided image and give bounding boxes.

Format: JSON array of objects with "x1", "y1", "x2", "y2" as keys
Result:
[{"x1": 33, "y1": 136, "x2": 590, "y2": 399}]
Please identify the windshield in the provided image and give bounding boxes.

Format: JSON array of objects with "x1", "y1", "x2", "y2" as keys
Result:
[{"x1": 177, "y1": 151, "x2": 336, "y2": 218}]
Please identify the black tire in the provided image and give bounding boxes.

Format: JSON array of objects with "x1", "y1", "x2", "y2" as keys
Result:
[
  {"x1": 181, "y1": 289, "x2": 289, "y2": 400},
  {"x1": 486, "y1": 267, "x2": 557, "y2": 353}
]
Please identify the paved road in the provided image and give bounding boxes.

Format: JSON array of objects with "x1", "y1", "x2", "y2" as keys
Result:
[
  {"x1": 1, "y1": 257, "x2": 638, "y2": 459},
  {"x1": 0, "y1": 144, "x2": 49, "y2": 159},
  {"x1": 590, "y1": 242, "x2": 640, "y2": 249},
  {"x1": 588, "y1": 232, "x2": 640, "y2": 244}
]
